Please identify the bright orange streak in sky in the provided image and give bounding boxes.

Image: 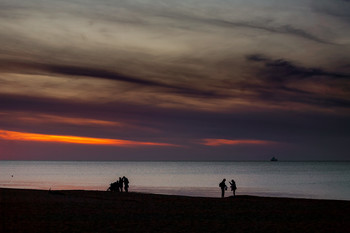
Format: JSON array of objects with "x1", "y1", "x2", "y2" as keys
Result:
[
  {"x1": 200, "y1": 138, "x2": 275, "y2": 146},
  {"x1": 0, "y1": 130, "x2": 177, "y2": 147}
]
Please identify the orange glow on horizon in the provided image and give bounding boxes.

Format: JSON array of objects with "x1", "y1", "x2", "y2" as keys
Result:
[
  {"x1": 199, "y1": 138, "x2": 276, "y2": 146},
  {"x1": 0, "y1": 130, "x2": 177, "y2": 147}
]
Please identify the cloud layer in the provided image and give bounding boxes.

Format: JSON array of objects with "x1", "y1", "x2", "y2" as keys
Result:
[{"x1": 0, "y1": 0, "x2": 349, "y2": 160}]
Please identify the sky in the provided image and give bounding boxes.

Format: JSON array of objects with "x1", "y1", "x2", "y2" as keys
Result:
[{"x1": 0, "y1": 0, "x2": 349, "y2": 160}]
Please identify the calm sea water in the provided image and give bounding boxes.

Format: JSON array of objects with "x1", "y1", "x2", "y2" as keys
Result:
[{"x1": 0, "y1": 161, "x2": 349, "y2": 200}]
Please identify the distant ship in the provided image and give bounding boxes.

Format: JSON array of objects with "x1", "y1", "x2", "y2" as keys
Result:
[{"x1": 270, "y1": 156, "x2": 278, "y2": 162}]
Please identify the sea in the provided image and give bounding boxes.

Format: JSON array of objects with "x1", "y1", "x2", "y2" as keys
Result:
[{"x1": 0, "y1": 161, "x2": 349, "y2": 200}]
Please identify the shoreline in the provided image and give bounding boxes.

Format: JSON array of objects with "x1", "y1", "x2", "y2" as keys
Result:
[
  {"x1": 1, "y1": 185, "x2": 348, "y2": 201},
  {"x1": 1, "y1": 188, "x2": 350, "y2": 233}
]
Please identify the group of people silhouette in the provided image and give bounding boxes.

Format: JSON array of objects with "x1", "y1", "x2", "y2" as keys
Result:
[
  {"x1": 219, "y1": 178, "x2": 237, "y2": 198},
  {"x1": 108, "y1": 176, "x2": 237, "y2": 198},
  {"x1": 108, "y1": 176, "x2": 129, "y2": 193}
]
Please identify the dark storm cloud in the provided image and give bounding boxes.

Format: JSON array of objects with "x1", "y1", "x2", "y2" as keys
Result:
[
  {"x1": 0, "y1": 59, "x2": 227, "y2": 99},
  {"x1": 2, "y1": 54, "x2": 349, "y2": 112},
  {"x1": 246, "y1": 54, "x2": 350, "y2": 80},
  {"x1": 48, "y1": 64, "x2": 172, "y2": 87},
  {"x1": 243, "y1": 54, "x2": 350, "y2": 108}
]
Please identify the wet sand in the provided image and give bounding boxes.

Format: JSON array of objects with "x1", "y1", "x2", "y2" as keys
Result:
[{"x1": 1, "y1": 188, "x2": 349, "y2": 233}]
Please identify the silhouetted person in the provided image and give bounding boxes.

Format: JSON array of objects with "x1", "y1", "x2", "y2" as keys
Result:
[
  {"x1": 229, "y1": 179, "x2": 237, "y2": 197},
  {"x1": 219, "y1": 178, "x2": 227, "y2": 198},
  {"x1": 115, "y1": 180, "x2": 120, "y2": 192},
  {"x1": 123, "y1": 176, "x2": 129, "y2": 193},
  {"x1": 119, "y1": 177, "x2": 123, "y2": 192}
]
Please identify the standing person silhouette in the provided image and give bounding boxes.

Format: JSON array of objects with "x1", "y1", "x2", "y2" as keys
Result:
[
  {"x1": 219, "y1": 178, "x2": 227, "y2": 198},
  {"x1": 119, "y1": 177, "x2": 123, "y2": 192},
  {"x1": 123, "y1": 176, "x2": 129, "y2": 193},
  {"x1": 115, "y1": 180, "x2": 120, "y2": 192},
  {"x1": 229, "y1": 179, "x2": 237, "y2": 197}
]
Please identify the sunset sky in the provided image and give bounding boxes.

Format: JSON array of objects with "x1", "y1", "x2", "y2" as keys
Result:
[{"x1": 0, "y1": 0, "x2": 349, "y2": 160}]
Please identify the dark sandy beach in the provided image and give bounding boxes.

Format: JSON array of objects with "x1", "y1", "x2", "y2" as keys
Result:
[{"x1": 1, "y1": 188, "x2": 349, "y2": 233}]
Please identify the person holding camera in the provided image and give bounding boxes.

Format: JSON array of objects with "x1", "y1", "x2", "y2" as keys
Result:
[{"x1": 219, "y1": 178, "x2": 228, "y2": 198}]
